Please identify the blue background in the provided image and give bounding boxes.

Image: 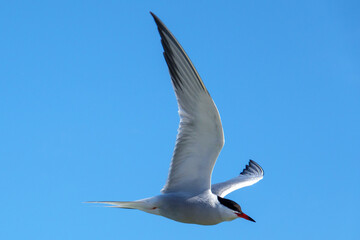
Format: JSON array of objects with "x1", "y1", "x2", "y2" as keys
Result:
[{"x1": 1, "y1": 1, "x2": 359, "y2": 239}]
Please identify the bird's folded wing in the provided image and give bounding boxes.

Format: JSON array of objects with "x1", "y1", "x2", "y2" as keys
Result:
[
  {"x1": 151, "y1": 12, "x2": 224, "y2": 194},
  {"x1": 211, "y1": 160, "x2": 264, "y2": 197}
]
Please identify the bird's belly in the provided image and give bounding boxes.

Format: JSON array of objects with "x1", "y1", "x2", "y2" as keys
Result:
[{"x1": 158, "y1": 198, "x2": 226, "y2": 225}]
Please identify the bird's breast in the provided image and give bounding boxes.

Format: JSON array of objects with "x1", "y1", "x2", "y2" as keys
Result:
[{"x1": 156, "y1": 193, "x2": 234, "y2": 225}]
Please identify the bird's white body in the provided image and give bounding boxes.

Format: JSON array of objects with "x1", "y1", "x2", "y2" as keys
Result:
[
  {"x1": 88, "y1": 12, "x2": 264, "y2": 225},
  {"x1": 128, "y1": 191, "x2": 237, "y2": 225}
]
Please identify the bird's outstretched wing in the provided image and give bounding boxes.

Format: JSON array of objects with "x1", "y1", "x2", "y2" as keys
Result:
[
  {"x1": 211, "y1": 160, "x2": 264, "y2": 197},
  {"x1": 151, "y1": 12, "x2": 224, "y2": 194}
]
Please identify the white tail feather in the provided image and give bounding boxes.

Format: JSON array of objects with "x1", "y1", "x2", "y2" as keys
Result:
[
  {"x1": 86, "y1": 198, "x2": 160, "y2": 215},
  {"x1": 85, "y1": 201, "x2": 141, "y2": 209}
]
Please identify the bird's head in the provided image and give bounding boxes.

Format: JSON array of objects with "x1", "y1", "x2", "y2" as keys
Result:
[{"x1": 217, "y1": 196, "x2": 255, "y2": 222}]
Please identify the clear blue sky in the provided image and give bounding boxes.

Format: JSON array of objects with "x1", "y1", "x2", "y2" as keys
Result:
[{"x1": 1, "y1": 1, "x2": 359, "y2": 239}]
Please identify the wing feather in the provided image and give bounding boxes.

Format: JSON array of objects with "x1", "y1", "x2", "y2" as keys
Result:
[
  {"x1": 211, "y1": 160, "x2": 264, "y2": 197},
  {"x1": 151, "y1": 12, "x2": 224, "y2": 194}
]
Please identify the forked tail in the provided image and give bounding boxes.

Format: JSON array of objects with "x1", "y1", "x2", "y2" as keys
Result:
[
  {"x1": 86, "y1": 198, "x2": 160, "y2": 215},
  {"x1": 86, "y1": 201, "x2": 141, "y2": 209}
]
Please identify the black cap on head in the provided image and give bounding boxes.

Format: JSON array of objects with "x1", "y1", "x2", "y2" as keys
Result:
[{"x1": 217, "y1": 196, "x2": 242, "y2": 212}]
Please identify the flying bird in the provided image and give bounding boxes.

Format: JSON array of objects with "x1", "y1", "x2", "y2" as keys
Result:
[{"x1": 88, "y1": 12, "x2": 264, "y2": 225}]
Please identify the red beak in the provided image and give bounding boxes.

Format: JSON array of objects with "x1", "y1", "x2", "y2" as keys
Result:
[{"x1": 236, "y1": 212, "x2": 256, "y2": 222}]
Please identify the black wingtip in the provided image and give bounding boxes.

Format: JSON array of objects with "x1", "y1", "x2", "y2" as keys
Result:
[
  {"x1": 240, "y1": 159, "x2": 264, "y2": 176},
  {"x1": 150, "y1": 11, "x2": 162, "y2": 26}
]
